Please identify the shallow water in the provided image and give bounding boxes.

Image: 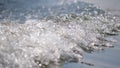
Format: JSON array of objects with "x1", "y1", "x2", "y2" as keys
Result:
[
  {"x1": 63, "y1": 36, "x2": 120, "y2": 68},
  {"x1": 0, "y1": 0, "x2": 120, "y2": 68}
]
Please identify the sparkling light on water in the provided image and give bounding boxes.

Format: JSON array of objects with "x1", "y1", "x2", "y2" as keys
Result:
[{"x1": 0, "y1": 0, "x2": 120, "y2": 68}]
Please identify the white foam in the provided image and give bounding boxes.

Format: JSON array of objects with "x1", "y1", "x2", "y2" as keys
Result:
[{"x1": 0, "y1": 0, "x2": 120, "y2": 68}]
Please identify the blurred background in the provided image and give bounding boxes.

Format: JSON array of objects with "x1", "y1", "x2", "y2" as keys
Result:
[{"x1": 80, "y1": 0, "x2": 120, "y2": 15}]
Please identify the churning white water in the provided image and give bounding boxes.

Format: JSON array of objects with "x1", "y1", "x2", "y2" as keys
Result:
[{"x1": 0, "y1": 0, "x2": 120, "y2": 68}]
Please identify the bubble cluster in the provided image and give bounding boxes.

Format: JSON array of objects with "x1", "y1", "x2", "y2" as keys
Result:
[{"x1": 0, "y1": 0, "x2": 120, "y2": 68}]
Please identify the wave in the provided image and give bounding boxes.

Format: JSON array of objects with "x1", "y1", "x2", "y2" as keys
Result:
[{"x1": 0, "y1": 0, "x2": 120, "y2": 68}]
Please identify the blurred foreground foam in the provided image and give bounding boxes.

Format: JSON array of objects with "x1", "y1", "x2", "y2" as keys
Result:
[{"x1": 0, "y1": 0, "x2": 120, "y2": 68}]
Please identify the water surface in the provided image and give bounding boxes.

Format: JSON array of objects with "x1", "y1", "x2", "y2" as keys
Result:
[
  {"x1": 64, "y1": 0, "x2": 120, "y2": 68},
  {"x1": 0, "y1": 0, "x2": 120, "y2": 68}
]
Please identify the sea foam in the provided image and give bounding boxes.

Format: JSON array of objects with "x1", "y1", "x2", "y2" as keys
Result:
[{"x1": 0, "y1": 0, "x2": 120, "y2": 68}]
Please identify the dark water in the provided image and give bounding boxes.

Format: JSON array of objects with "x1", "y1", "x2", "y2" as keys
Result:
[{"x1": 0, "y1": 0, "x2": 120, "y2": 68}]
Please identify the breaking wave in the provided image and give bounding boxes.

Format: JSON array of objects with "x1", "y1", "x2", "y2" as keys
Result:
[{"x1": 0, "y1": 0, "x2": 120, "y2": 68}]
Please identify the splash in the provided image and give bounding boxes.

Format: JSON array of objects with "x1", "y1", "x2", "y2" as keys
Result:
[{"x1": 0, "y1": 0, "x2": 120, "y2": 68}]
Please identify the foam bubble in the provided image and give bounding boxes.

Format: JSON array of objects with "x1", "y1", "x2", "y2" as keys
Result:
[{"x1": 0, "y1": 0, "x2": 120, "y2": 68}]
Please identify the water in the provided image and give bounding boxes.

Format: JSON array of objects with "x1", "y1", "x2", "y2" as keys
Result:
[
  {"x1": 63, "y1": 36, "x2": 120, "y2": 68},
  {"x1": 0, "y1": 0, "x2": 120, "y2": 68},
  {"x1": 80, "y1": 0, "x2": 120, "y2": 15},
  {"x1": 64, "y1": 0, "x2": 120, "y2": 68}
]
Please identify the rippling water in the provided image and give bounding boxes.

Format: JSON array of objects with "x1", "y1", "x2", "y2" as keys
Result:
[{"x1": 0, "y1": 0, "x2": 120, "y2": 68}]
